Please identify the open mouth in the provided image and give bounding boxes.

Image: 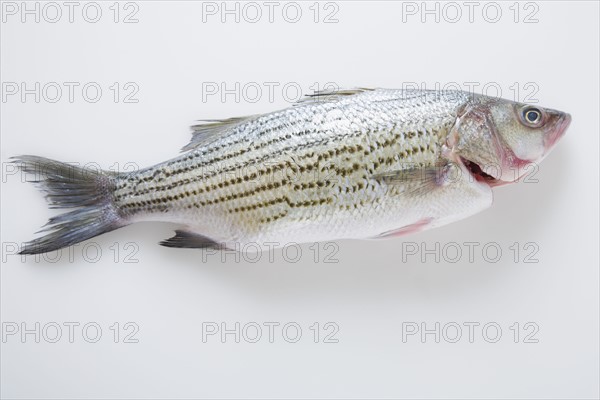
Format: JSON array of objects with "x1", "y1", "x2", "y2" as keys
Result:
[{"x1": 460, "y1": 157, "x2": 504, "y2": 187}]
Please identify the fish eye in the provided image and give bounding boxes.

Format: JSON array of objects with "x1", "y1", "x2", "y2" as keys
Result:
[{"x1": 521, "y1": 107, "x2": 544, "y2": 126}]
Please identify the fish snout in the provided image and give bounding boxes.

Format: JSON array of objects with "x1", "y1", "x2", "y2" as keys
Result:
[{"x1": 544, "y1": 112, "x2": 571, "y2": 153}]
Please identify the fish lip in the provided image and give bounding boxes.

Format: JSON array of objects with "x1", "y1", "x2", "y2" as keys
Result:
[{"x1": 545, "y1": 113, "x2": 571, "y2": 152}]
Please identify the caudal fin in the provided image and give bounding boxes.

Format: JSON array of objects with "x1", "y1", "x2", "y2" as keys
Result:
[{"x1": 13, "y1": 155, "x2": 127, "y2": 255}]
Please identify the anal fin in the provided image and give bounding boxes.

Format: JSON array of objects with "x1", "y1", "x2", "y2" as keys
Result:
[{"x1": 160, "y1": 230, "x2": 226, "y2": 250}]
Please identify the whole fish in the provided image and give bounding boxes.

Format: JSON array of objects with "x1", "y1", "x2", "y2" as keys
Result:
[{"x1": 15, "y1": 89, "x2": 570, "y2": 255}]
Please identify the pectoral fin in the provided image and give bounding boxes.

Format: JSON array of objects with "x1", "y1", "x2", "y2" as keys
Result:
[{"x1": 373, "y1": 163, "x2": 457, "y2": 196}]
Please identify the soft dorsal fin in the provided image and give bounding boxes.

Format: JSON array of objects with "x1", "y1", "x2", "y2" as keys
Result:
[
  {"x1": 183, "y1": 88, "x2": 375, "y2": 151},
  {"x1": 182, "y1": 115, "x2": 258, "y2": 152},
  {"x1": 294, "y1": 87, "x2": 375, "y2": 106}
]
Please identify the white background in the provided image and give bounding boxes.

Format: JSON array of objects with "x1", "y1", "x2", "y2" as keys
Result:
[{"x1": 1, "y1": 1, "x2": 598, "y2": 398}]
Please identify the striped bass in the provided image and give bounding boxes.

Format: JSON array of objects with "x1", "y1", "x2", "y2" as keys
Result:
[{"x1": 14, "y1": 88, "x2": 570, "y2": 254}]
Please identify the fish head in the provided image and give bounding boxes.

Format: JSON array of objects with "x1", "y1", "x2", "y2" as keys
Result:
[{"x1": 454, "y1": 96, "x2": 571, "y2": 185}]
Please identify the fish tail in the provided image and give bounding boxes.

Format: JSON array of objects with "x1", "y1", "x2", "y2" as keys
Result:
[{"x1": 13, "y1": 155, "x2": 128, "y2": 255}]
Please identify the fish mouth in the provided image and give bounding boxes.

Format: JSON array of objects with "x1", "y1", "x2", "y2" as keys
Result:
[{"x1": 460, "y1": 157, "x2": 506, "y2": 187}]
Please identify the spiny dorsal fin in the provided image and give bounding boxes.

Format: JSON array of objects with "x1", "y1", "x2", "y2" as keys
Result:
[
  {"x1": 294, "y1": 87, "x2": 375, "y2": 106},
  {"x1": 160, "y1": 229, "x2": 226, "y2": 250},
  {"x1": 183, "y1": 115, "x2": 258, "y2": 152}
]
